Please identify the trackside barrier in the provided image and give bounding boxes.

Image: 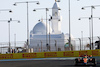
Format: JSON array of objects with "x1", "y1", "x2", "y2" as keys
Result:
[{"x1": 0, "y1": 49, "x2": 100, "y2": 60}]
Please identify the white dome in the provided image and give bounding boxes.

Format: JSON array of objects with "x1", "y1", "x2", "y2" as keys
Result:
[{"x1": 33, "y1": 21, "x2": 52, "y2": 34}]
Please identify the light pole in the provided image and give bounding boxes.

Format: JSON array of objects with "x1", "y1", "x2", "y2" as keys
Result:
[
  {"x1": 38, "y1": 18, "x2": 51, "y2": 48},
  {"x1": 40, "y1": 40, "x2": 42, "y2": 52},
  {"x1": 68, "y1": 0, "x2": 80, "y2": 51},
  {"x1": 68, "y1": 0, "x2": 71, "y2": 51},
  {"x1": 0, "y1": 18, "x2": 20, "y2": 53},
  {"x1": 79, "y1": 17, "x2": 100, "y2": 50},
  {"x1": 33, "y1": 8, "x2": 49, "y2": 50},
  {"x1": 79, "y1": 17, "x2": 91, "y2": 50},
  {"x1": 78, "y1": 38, "x2": 81, "y2": 50},
  {"x1": 81, "y1": 31, "x2": 83, "y2": 50},
  {"x1": 38, "y1": 15, "x2": 60, "y2": 51},
  {"x1": 49, "y1": 15, "x2": 60, "y2": 51},
  {"x1": 33, "y1": 8, "x2": 60, "y2": 51},
  {"x1": 14, "y1": 34, "x2": 16, "y2": 50},
  {"x1": 82, "y1": 6, "x2": 94, "y2": 49},
  {"x1": 0, "y1": 9, "x2": 12, "y2": 13},
  {"x1": 38, "y1": 18, "x2": 51, "y2": 51},
  {"x1": 0, "y1": 9, "x2": 12, "y2": 53},
  {"x1": 49, "y1": 19, "x2": 51, "y2": 49},
  {"x1": 13, "y1": 1, "x2": 40, "y2": 51},
  {"x1": 81, "y1": 5, "x2": 100, "y2": 49},
  {"x1": 8, "y1": 18, "x2": 20, "y2": 53}
]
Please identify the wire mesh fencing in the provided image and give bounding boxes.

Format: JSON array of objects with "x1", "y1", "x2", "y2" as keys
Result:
[
  {"x1": 0, "y1": 36, "x2": 100, "y2": 53},
  {"x1": 0, "y1": 41, "x2": 26, "y2": 54}
]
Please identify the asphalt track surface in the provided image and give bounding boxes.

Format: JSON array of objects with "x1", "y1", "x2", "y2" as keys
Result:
[{"x1": 0, "y1": 59, "x2": 100, "y2": 67}]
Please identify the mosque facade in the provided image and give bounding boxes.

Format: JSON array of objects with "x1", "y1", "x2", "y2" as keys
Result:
[{"x1": 29, "y1": 1, "x2": 74, "y2": 52}]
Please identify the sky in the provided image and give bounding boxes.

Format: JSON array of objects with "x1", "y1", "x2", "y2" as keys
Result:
[{"x1": 0, "y1": 0, "x2": 100, "y2": 43}]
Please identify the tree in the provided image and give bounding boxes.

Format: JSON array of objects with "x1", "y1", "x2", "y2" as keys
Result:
[{"x1": 86, "y1": 44, "x2": 90, "y2": 48}]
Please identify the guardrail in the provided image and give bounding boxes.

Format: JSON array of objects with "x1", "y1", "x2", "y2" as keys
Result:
[{"x1": 0, "y1": 49, "x2": 100, "y2": 60}]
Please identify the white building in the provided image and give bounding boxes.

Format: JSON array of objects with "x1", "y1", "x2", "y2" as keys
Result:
[{"x1": 30, "y1": 1, "x2": 74, "y2": 52}]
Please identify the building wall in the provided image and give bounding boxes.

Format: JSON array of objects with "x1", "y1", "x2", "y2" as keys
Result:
[{"x1": 30, "y1": 34, "x2": 66, "y2": 52}]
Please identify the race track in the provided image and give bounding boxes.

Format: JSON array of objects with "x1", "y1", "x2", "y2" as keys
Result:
[{"x1": 0, "y1": 59, "x2": 100, "y2": 67}]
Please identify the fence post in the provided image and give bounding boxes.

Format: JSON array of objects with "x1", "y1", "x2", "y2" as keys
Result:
[{"x1": 79, "y1": 38, "x2": 81, "y2": 50}]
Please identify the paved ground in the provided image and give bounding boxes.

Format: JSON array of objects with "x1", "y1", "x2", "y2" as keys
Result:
[{"x1": 0, "y1": 59, "x2": 100, "y2": 67}]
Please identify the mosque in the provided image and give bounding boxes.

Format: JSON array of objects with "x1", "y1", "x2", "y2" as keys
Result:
[{"x1": 29, "y1": 1, "x2": 74, "y2": 52}]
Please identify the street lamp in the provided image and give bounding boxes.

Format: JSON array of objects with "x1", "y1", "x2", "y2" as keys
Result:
[
  {"x1": 68, "y1": 0, "x2": 80, "y2": 51},
  {"x1": 33, "y1": 8, "x2": 60, "y2": 51},
  {"x1": 49, "y1": 15, "x2": 60, "y2": 51},
  {"x1": 13, "y1": 1, "x2": 40, "y2": 6},
  {"x1": 33, "y1": 8, "x2": 49, "y2": 50},
  {"x1": 0, "y1": 18, "x2": 20, "y2": 53},
  {"x1": 78, "y1": 38, "x2": 81, "y2": 50},
  {"x1": 38, "y1": 18, "x2": 51, "y2": 49},
  {"x1": 81, "y1": 5, "x2": 100, "y2": 50},
  {"x1": 38, "y1": 16, "x2": 60, "y2": 51},
  {"x1": 69, "y1": 0, "x2": 71, "y2": 51},
  {"x1": 79, "y1": 17, "x2": 100, "y2": 50},
  {"x1": 14, "y1": 34, "x2": 16, "y2": 50},
  {"x1": 79, "y1": 17, "x2": 91, "y2": 50},
  {"x1": 8, "y1": 18, "x2": 20, "y2": 53},
  {"x1": 13, "y1": 1, "x2": 40, "y2": 51},
  {"x1": 81, "y1": 31, "x2": 83, "y2": 50},
  {"x1": 0, "y1": 9, "x2": 12, "y2": 13}
]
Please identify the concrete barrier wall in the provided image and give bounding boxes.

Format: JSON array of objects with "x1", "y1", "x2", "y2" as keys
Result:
[{"x1": 0, "y1": 49, "x2": 100, "y2": 59}]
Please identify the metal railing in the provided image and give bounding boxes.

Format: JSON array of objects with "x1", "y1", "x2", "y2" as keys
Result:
[{"x1": 0, "y1": 36, "x2": 100, "y2": 53}]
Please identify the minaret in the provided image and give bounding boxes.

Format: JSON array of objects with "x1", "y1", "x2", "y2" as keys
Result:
[{"x1": 51, "y1": 0, "x2": 62, "y2": 34}]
